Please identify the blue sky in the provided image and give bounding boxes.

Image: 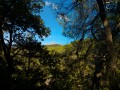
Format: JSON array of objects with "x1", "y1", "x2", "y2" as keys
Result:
[{"x1": 40, "y1": 0, "x2": 73, "y2": 45}]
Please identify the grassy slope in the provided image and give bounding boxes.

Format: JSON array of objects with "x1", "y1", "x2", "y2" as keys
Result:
[{"x1": 46, "y1": 44, "x2": 64, "y2": 53}]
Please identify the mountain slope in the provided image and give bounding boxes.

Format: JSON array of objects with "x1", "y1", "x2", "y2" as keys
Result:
[{"x1": 46, "y1": 44, "x2": 64, "y2": 53}]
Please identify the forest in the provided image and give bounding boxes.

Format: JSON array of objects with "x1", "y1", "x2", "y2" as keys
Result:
[{"x1": 0, "y1": 0, "x2": 120, "y2": 90}]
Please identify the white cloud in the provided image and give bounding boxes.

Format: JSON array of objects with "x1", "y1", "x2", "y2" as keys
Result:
[
  {"x1": 52, "y1": 3, "x2": 58, "y2": 10},
  {"x1": 42, "y1": 36, "x2": 46, "y2": 39},
  {"x1": 45, "y1": 1, "x2": 51, "y2": 6},
  {"x1": 45, "y1": 1, "x2": 58, "y2": 10},
  {"x1": 58, "y1": 14, "x2": 70, "y2": 22},
  {"x1": 64, "y1": 16, "x2": 70, "y2": 21},
  {"x1": 58, "y1": 15, "x2": 63, "y2": 20}
]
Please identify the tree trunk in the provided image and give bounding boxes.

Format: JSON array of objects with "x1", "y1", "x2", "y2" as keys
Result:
[
  {"x1": 96, "y1": 0, "x2": 118, "y2": 89},
  {"x1": 0, "y1": 19, "x2": 13, "y2": 90}
]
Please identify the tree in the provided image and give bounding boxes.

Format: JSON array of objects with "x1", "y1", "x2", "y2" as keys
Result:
[
  {"x1": 11, "y1": 36, "x2": 52, "y2": 90},
  {"x1": 0, "y1": 0, "x2": 50, "y2": 89},
  {"x1": 56, "y1": 0, "x2": 120, "y2": 89},
  {"x1": 95, "y1": 0, "x2": 118, "y2": 89}
]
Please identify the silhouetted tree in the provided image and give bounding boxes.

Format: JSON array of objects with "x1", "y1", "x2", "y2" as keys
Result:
[{"x1": 0, "y1": 0, "x2": 50, "y2": 89}]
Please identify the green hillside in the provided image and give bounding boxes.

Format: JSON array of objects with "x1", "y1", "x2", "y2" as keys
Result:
[{"x1": 46, "y1": 44, "x2": 64, "y2": 53}]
